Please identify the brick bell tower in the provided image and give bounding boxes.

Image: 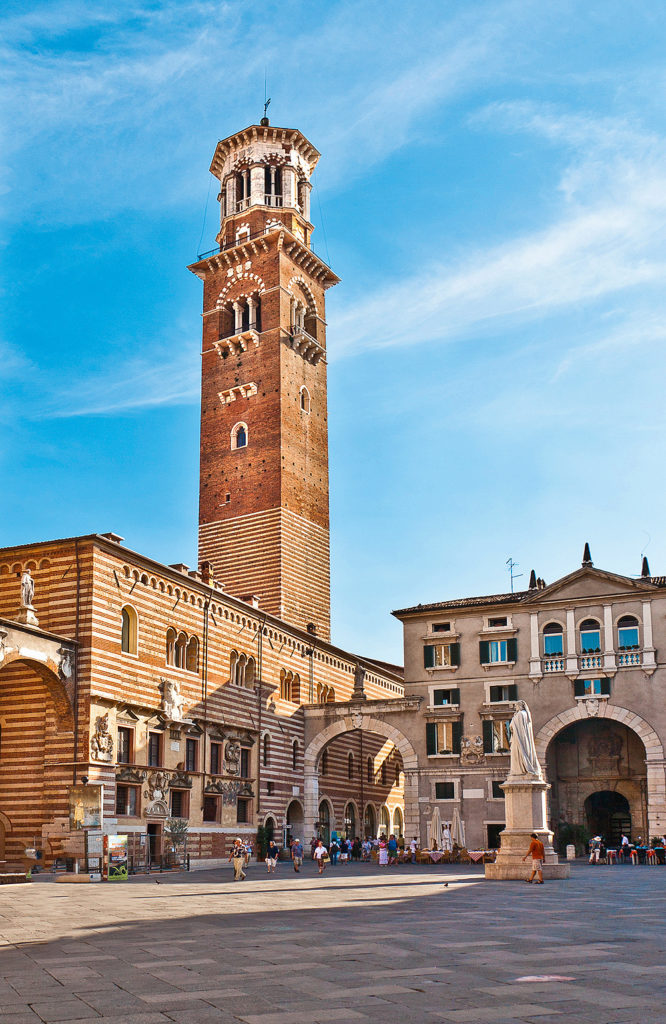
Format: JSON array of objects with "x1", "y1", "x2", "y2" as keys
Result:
[{"x1": 189, "y1": 119, "x2": 339, "y2": 640}]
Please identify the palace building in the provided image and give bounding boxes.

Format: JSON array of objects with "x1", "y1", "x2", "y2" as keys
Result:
[
  {"x1": 392, "y1": 548, "x2": 666, "y2": 850},
  {"x1": 0, "y1": 121, "x2": 405, "y2": 868}
]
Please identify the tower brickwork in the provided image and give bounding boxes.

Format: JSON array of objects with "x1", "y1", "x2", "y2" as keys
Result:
[{"x1": 189, "y1": 122, "x2": 339, "y2": 639}]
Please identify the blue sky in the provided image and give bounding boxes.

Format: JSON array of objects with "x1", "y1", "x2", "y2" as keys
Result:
[{"x1": 2, "y1": 0, "x2": 666, "y2": 663}]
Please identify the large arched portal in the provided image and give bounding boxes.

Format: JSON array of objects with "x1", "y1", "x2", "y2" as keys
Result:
[
  {"x1": 0, "y1": 651, "x2": 75, "y2": 863},
  {"x1": 305, "y1": 718, "x2": 411, "y2": 844},
  {"x1": 545, "y1": 717, "x2": 648, "y2": 843}
]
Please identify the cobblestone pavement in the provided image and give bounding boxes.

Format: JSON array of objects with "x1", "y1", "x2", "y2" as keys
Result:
[{"x1": 0, "y1": 861, "x2": 664, "y2": 1024}]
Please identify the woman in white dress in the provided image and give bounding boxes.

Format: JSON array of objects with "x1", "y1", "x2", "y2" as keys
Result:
[{"x1": 378, "y1": 837, "x2": 389, "y2": 866}]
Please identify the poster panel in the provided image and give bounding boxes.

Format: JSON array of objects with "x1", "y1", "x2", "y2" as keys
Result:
[
  {"x1": 107, "y1": 835, "x2": 129, "y2": 881},
  {"x1": 69, "y1": 785, "x2": 104, "y2": 830}
]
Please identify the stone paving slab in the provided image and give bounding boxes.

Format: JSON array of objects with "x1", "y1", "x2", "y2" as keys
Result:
[{"x1": 0, "y1": 862, "x2": 665, "y2": 1023}]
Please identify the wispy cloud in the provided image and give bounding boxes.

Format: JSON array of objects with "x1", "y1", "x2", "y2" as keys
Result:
[{"x1": 330, "y1": 105, "x2": 666, "y2": 362}]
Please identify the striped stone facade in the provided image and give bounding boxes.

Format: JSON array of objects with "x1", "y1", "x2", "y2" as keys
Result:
[{"x1": 0, "y1": 534, "x2": 404, "y2": 866}]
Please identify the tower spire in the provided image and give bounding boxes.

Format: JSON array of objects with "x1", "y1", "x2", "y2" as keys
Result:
[{"x1": 582, "y1": 542, "x2": 593, "y2": 568}]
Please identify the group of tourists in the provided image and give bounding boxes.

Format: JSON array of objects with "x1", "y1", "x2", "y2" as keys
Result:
[{"x1": 588, "y1": 833, "x2": 666, "y2": 864}]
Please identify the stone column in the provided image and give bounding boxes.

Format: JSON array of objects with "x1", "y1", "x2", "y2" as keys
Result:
[
  {"x1": 643, "y1": 600, "x2": 657, "y2": 672},
  {"x1": 603, "y1": 604, "x2": 616, "y2": 672},
  {"x1": 283, "y1": 166, "x2": 297, "y2": 209},
  {"x1": 302, "y1": 181, "x2": 312, "y2": 221},
  {"x1": 529, "y1": 612, "x2": 541, "y2": 678},
  {"x1": 233, "y1": 302, "x2": 243, "y2": 334},
  {"x1": 403, "y1": 770, "x2": 421, "y2": 844},
  {"x1": 303, "y1": 771, "x2": 319, "y2": 844},
  {"x1": 250, "y1": 165, "x2": 263, "y2": 207},
  {"x1": 565, "y1": 608, "x2": 577, "y2": 676},
  {"x1": 247, "y1": 296, "x2": 257, "y2": 331}
]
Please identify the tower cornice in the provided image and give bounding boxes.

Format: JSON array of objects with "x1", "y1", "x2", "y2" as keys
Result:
[
  {"x1": 210, "y1": 125, "x2": 320, "y2": 178},
  {"x1": 187, "y1": 227, "x2": 340, "y2": 288}
]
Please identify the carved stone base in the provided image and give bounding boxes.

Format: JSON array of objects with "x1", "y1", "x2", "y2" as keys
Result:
[
  {"x1": 484, "y1": 774, "x2": 570, "y2": 881},
  {"x1": 15, "y1": 606, "x2": 39, "y2": 627}
]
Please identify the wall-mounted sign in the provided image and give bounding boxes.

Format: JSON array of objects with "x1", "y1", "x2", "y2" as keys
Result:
[{"x1": 69, "y1": 785, "x2": 104, "y2": 830}]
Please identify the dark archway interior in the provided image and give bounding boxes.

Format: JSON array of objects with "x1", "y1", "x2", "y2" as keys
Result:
[{"x1": 584, "y1": 790, "x2": 631, "y2": 845}]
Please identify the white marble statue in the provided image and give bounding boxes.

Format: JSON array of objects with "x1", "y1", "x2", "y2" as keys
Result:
[
  {"x1": 21, "y1": 570, "x2": 35, "y2": 608},
  {"x1": 509, "y1": 700, "x2": 542, "y2": 778},
  {"x1": 162, "y1": 678, "x2": 185, "y2": 722}
]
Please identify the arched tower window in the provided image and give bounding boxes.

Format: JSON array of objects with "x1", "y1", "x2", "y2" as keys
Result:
[
  {"x1": 245, "y1": 656, "x2": 256, "y2": 689},
  {"x1": 264, "y1": 164, "x2": 283, "y2": 206},
  {"x1": 121, "y1": 605, "x2": 138, "y2": 655},
  {"x1": 231, "y1": 422, "x2": 248, "y2": 450},
  {"x1": 300, "y1": 386, "x2": 310, "y2": 414}
]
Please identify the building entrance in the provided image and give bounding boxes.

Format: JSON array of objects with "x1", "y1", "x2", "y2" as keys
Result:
[
  {"x1": 546, "y1": 718, "x2": 647, "y2": 843},
  {"x1": 584, "y1": 791, "x2": 631, "y2": 845}
]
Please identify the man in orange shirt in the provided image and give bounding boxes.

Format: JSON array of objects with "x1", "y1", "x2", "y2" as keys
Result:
[{"x1": 523, "y1": 832, "x2": 545, "y2": 884}]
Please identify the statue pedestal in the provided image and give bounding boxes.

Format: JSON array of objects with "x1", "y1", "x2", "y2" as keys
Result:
[
  {"x1": 485, "y1": 775, "x2": 570, "y2": 881},
  {"x1": 15, "y1": 605, "x2": 39, "y2": 627}
]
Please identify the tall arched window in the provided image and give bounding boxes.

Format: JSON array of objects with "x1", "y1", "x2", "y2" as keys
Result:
[
  {"x1": 617, "y1": 615, "x2": 639, "y2": 649},
  {"x1": 579, "y1": 618, "x2": 601, "y2": 653},
  {"x1": 245, "y1": 656, "x2": 256, "y2": 689},
  {"x1": 292, "y1": 740, "x2": 299, "y2": 771},
  {"x1": 543, "y1": 621, "x2": 564, "y2": 656},
  {"x1": 229, "y1": 650, "x2": 238, "y2": 685},
  {"x1": 175, "y1": 632, "x2": 187, "y2": 669},
  {"x1": 166, "y1": 627, "x2": 176, "y2": 665},
  {"x1": 300, "y1": 386, "x2": 310, "y2": 413},
  {"x1": 231, "y1": 423, "x2": 248, "y2": 450},
  {"x1": 326, "y1": 686, "x2": 335, "y2": 703},
  {"x1": 186, "y1": 636, "x2": 199, "y2": 673},
  {"x1": 121, "y1": 605, "x2": 138, "y2": 655},
  {"x1": 280, "y1": 669, "x2": 292, "y2": 701},
  {"x1": 263, "y1": 733, "x2": 270, "y2": 767},
  {"x1": 348, "y1": 752, "x2": 354, "y2": 780}
]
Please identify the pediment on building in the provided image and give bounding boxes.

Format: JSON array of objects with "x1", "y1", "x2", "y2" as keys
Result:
[{"x1": 525, "y1": 567, "x2": 657, "y2": 606}]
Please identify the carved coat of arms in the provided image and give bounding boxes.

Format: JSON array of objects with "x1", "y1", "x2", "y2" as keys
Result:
[{"x1": 90, "y1": 713, "x2": 114, "y2": 762}]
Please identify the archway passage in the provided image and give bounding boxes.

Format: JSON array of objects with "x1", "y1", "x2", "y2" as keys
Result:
[
  {"x1": 309, "y1": 725, "x2": 406, "y2": 844},
  {"x1": 285, "y1": 800, "x2": 304, "y2": 845},
  {"x1": 546, "y1": 718, "x2": 647, "y2": 844},
  {"x1": 318, "y1": 800, "x2": 331, "y2": 846},
  {"x1": 584, "y1": 791, "x2": 631, "y2": 845},
  {"x1": 364, "y1": 803, "x2": 376, "y2": 839}
]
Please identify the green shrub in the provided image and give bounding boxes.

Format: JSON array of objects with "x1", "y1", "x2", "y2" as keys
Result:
[{"x1": 556, "y1": 823, "x2": 590, "y2": 856}]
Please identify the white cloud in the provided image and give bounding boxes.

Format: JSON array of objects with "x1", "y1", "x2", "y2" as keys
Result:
[{"x1": 329, "y1": 106, "x2": 666, "y2": 361}]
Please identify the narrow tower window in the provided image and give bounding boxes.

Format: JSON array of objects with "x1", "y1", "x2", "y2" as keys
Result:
[
  {"x1": 231, "y1": 423, "x2": 248, "y2": 450},
  {"x1": 121, "y1": 605, "x2": 138, "y2": 655},
  {"x1": 300, "y1": 386, "x2": 311, "y2": 414}
]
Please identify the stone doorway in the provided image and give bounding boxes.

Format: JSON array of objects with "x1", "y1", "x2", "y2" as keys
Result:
[{"x1": 584, "y1": 791, "x2": 631, "y2": 845}]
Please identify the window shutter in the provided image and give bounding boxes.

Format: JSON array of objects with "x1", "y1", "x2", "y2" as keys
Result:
[
  {"x1": 489, "y1": 685, "x2": 500, "y2": 702},
  {"x1": 450, "y1": 642, "x2": 461, "y2": 666},
  {"x1": 479, "y1": 640, "x2": 490, "y2": 664},
  {"x1": 482, "y1": 720, "x2": 494, "y2": 753},
  {"x1": 426, "y1": 722, "x2": 437, "y2": 755},
  {"x1": 433, "y1": 690, "x2": 445, "y2": 706},
  {"x1": 509, "y1": 684, "x2": 518, "y2": 701},
  {"x1": 451, "y1": 720, "x2": 462, "y2": 754},
  {"x1": 451, "y1": 688, "x2": 461, "y2": 705},
  {"x1": 574, "y1": 680, "x2": 585, "y2": 698},
  {"x1": 600, "y1": 678, "x2": 611, "y2": 696},
  {"x1": 424, "y1": 645, "x2": 435, "y2": 669},
  {"x1": 507, "y1": 638, "x2": 518, "y2": 662}
]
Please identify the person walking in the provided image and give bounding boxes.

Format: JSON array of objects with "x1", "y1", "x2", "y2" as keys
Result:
[
  {"x1": 329, "y1": 838, "x2": 339, "y2": 866},
  {"x1": 229, "y1": 838, "x2": 247, "y2": 881},
  {"x1": 387, "y1": 834, "x2": 398, "y2": 865},
  {"x1": 291, "y1": 837, "x2": 304, "y2": 872},
  {"x1": 409, "y1": 836, "x2": 417, "y2": 863},
  {"x1": 523, "y1": 832, "x2": 545, "y2": 884},
  {"x1": 314, "y1": 839, "x2": 328, "y2": 875},
  {"x1": 265, "y1": 839, "x2": 279, "y2": 874}
]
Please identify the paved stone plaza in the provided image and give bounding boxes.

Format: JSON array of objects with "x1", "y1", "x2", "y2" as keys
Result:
[{"x1": 0, "y1": 862, "x2": 664, "y2": 1024}]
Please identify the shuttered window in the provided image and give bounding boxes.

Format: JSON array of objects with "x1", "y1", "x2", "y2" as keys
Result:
[
  {"x1": 480, "y1": 638, "x2": 517, "y2": 664},
  {"x1": 489, "y1": 684, "x2": 518, "y2": 702},
  {"x1": 433, "y1": 688, "x2": 461, "y2": 706},
  {"x1": 424, "y1": 643, "x2": 460, "y2": 668},
  {"x1": 574, "y1": 678, "x2": 610, "y2": 698}
]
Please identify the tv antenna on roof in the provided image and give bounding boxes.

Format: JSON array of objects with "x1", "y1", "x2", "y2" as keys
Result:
[{"x1": 506, "y1": 557, "x2": 523, "y2": 593}]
